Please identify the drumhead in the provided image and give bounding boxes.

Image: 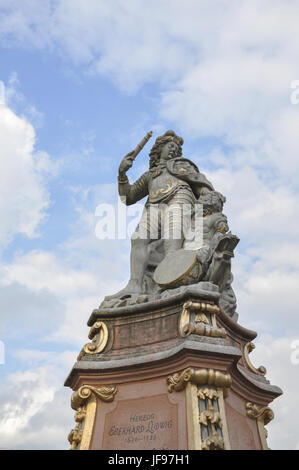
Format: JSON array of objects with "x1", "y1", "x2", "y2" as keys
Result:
[{"x1": 153, "y1": 249, "x2": 198, "y2": 287}]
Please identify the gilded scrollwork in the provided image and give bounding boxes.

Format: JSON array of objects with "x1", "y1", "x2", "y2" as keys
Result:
[
  {"x1": 179, "y1": 301, "x2": 226, "y2": 338},
  {"x1": 201, "y1": 434, "x2": 225, "y2": 450},
  {"x1": 194, "y1": 312, "x2": 209, "y2": 324},
  {"x1": 71, "y1": 384, "x2": 117, "y2": 410},
  {"x1": 68, "y1": 407, "x2": 86, "y2": 450},
  {"x1": 68, "y1": 384, "x2": 117, "y2": 450},
  {"x1": 198, "y1": 386, "x2": 225, "y2": 450},
  {"x1": 245, "y1": 402, "x2": 274, "y2": 450},
  {"x1": 183, "y1": 300, "x2": 220, "y2": 316},
  {"x1": 183, "y1": 322, "x2": 226, "y2": 338},
  {"x1": 245, "y1": 402, "x2": 274, "y2": 425},
  {"x1": 168, "y1": 368, "x2": 231, "y2": 450},
  {"x1": 77, "y1": 321, "x2": 108, "y2": 360},
  {"x1": 167, "y1": 367, "x2": 231, "y2": 393},
  {"x1": 243, "y1": 342, "x2": 267, "y2": 376},
  {"x1": 197, "y1": 387, "x2": 219, "y2": 401},
  {"x1": 199, "y1": 407, "x2": 222, "y2": 428},
  {"x1": 167, "y1": 368, "x2": 193, "y2": 392}
]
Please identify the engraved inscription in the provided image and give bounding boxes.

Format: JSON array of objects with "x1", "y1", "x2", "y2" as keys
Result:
[{"x1": 102, "y1": 395, "x2": 178, "y2": 450}]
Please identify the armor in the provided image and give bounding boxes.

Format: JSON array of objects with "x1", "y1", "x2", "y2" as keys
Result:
[{"x1": 118, "y1": 157, "x2": 214, "y2": 206}]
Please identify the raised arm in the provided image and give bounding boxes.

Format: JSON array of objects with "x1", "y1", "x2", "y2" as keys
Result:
[{"x1": 118, "y1": 151, "x2": 149, "y2": 205}]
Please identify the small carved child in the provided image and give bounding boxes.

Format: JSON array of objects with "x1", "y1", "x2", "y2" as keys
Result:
[
  {"x1": 183, "y1": 189, "x2": 229, "y2": 280},
  {"x1": 184, "y1": 189, "x2": 228, "y2": 248}
]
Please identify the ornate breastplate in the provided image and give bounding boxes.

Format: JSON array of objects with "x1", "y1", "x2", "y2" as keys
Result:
[{"x1": 148, "y1": 168, "x2": 189, "y2": 203}]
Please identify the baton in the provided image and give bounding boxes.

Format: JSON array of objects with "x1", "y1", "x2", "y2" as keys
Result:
[{"x1": 130, "y1": 131, "x2": 153, "y2": 160}]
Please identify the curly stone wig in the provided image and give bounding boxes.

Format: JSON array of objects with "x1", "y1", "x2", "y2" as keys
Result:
[{"x1": 149, "y1": 130, "x2": 184, "y2": 169}]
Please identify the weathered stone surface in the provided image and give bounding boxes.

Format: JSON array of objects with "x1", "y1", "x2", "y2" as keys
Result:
[
  {"x1": 104, "y1": 130, "x2": 239, "y2": 319},
  {"x1": 65, "y1": 289, "x2": 282, "y2": 450},
  {"x1": 89, "y1": 283, "x2": 220, "y2": 324},
  {"x1": 65, "y1": 131, "x2": 282, "y2": 450}
]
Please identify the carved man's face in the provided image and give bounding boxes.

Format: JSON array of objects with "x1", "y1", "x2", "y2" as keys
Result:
[{"x1": 160, "y1": 140, "x2": 179, "y2": 162}]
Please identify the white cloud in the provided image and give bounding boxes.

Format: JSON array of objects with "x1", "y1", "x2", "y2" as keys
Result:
[
  {"x1": 204, "y1": 165, "x2": 296, "y2": 239},
  {"x1": 0, "y1": 280, "x2": 64, "y2": 338},
  {"x1": 0, "y1": 201, "x2": 130, "y2": 345},
  {"x1": 1, "y1": 0, "x2": 299, "y2": 450},
  {"x1": 4, "y1": 73, "x2": 45, "y2": 128},
  {"x1": 0, "y1": 250, "x2": 95, "y2": 344},
  {"x1": 3, "y1": 250, "x2": 97, "y2": 296},
  {"x1": 0, "y1": 368, "x2": 56, "y2": 436},
  {"x1": 0, "y1": 350, "x2": 76, "y2": 449},
  {"x1": 0, "y1": 1, "x2": 298, "y2": 93},
  {"x1": 236, "y1": 269, "x2": 299, "y2": 335},
  {"x1": 250, "y1": 335, "x2": 299, "y2": 450},
  {"x1": 0, "y1": 80, "x2": 52, "y2": 250},
  {"x1": 201, "y1": 164, "x2": 299, "y2": 335},
  {"x1": 0, "y1": 182, "x2": 131, "y2": 449}
]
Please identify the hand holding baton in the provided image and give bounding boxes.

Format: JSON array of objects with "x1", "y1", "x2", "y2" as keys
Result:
[{"x1": 119, "y1": 131, "x2": 153, "y2": 175}]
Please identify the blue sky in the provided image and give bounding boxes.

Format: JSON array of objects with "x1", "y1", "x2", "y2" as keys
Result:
[{"x1": 0, "y1": 0, "x2": 299, "y2": 449}]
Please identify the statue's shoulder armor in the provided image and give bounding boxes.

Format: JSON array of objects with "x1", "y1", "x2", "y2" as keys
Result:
[
  {"x1": 167, "y1": 157, "x2": 199, "y2": 175},
  {"x1": 167, "y1": 157, "x2": 214, "y2": 191}
]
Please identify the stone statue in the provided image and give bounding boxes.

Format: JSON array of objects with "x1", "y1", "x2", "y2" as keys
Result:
[{"x1": 102, "y1": 130, "x2": 239, "y2": 321}]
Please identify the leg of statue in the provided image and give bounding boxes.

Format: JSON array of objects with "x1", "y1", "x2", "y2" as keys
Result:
[
  {"x1": 164, "y1": 237, "x2": 184, "y2": 254},
  {"x1": 105, "y1": 237, "x2": 150, "y2": 299},
  {"x1": 105, "y1": 205, "x2": 153, "y2": 299},
  {"x1": 162, "y1": 193, "x2": 193, "y2": 254},
  {"x1": 128, "y1": 237, "x2": 150, "y2": 291}
]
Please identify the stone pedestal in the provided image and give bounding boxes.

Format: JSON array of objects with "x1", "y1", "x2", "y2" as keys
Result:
[{"x1": 65, "y1": 288, "x2": 282, "y2": 450}]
